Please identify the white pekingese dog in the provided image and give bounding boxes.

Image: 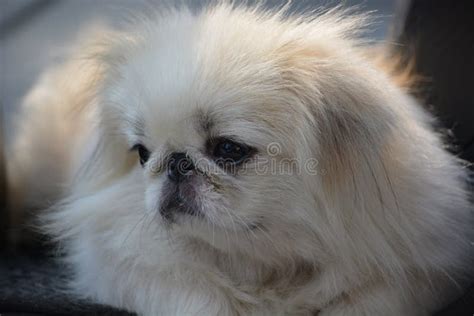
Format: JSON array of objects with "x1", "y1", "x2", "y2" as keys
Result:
[{"x1": 8, "y1": 3, "x2": 473, "y2": 315}]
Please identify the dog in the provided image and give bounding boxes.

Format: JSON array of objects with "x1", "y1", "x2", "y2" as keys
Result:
[{"x1": 8, "y1": 3, "x2": 473, "y2": 315}]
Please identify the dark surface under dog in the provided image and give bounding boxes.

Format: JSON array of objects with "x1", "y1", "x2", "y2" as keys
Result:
[
  {"x1": 0, "y1": 253, "x2": 134, "y2": 315},
  {"x1": 0, "y1": 253, "x2": 472, "y2": 316}
]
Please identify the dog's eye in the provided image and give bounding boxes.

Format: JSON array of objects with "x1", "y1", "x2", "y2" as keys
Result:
[
  {"x1": 131, "y1": 144, "x2": 151, "y2": 166},
  {"x1": 213, "y1": 139, "x2": 251, "y2": 164}
]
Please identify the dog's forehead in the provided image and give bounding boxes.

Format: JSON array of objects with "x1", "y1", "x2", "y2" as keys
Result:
[
  {"x1": 108, "y1": 11, "x2": 315, "y2": 149},
  {"x1": 117, "y1": 55, "x2": 285, "y2": 142}
]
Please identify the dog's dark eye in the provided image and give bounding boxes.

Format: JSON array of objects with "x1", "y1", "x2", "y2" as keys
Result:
[
  {"x1": 213, "y1": 139, "x2": 251, "y2": 164},
  {"x1": 131, "y1": 144, "x2": 151, "y2": 166}
]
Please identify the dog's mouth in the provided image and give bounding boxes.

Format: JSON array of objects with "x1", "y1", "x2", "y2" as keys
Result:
[
  {"x1": 158, "y1": 176, "x2": 262, "y2": 233},
  {"x1": 159, "y1": 182, "x2": 202, "y2": 223}
]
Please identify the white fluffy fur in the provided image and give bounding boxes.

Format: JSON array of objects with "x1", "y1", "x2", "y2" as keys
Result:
[{"x1": 9, "y1": 3, "x2": 473, "y2": 315}]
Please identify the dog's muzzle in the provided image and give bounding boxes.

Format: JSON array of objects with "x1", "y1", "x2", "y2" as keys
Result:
[{"x1": 160, "y1": 152, "x2": 200, "y2": 221}]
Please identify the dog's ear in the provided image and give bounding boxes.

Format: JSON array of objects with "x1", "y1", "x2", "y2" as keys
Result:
[
  {"x1": 60, "y1": 25, "x2": 141, "y2": 195},
  {"x1": 22, "y1": 25, "x2": 139, "y2": 199},
  {"x1": 275, "y1": 36, "x2": 427, "y2": 276},
  {"x1": 276, "y1": 38, "x2": 398, "y2": 195}
]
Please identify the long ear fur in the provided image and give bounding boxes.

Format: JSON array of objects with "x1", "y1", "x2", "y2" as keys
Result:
[
  {"x1": 281, "y1": 35, "x2": 473, "y2": 297},
  {"x1": 6, "y1": 25, "x2": 137, "y2": 243}
]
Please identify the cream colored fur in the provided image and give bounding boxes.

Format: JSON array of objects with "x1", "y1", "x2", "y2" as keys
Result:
[{"x1": 8, "y1": 3, "x2": 473, "y2": 315}]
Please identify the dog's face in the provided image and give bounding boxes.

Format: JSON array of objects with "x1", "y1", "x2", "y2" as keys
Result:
[
  {"x1": 104, "y1": 47, "x2": 317, "y2": 257},
  {"x1": 97, "y1": 7, "x2": 396, "y2": 262}
]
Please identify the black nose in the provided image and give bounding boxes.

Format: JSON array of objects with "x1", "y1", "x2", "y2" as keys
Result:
[{"x1": 167, "y1": 152, "x2": 194, "y2": 182}]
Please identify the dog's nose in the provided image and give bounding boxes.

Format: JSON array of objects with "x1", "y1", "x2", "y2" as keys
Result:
[{"x1": 167, "y1": 152, "x2": 194, "y2": 182}]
